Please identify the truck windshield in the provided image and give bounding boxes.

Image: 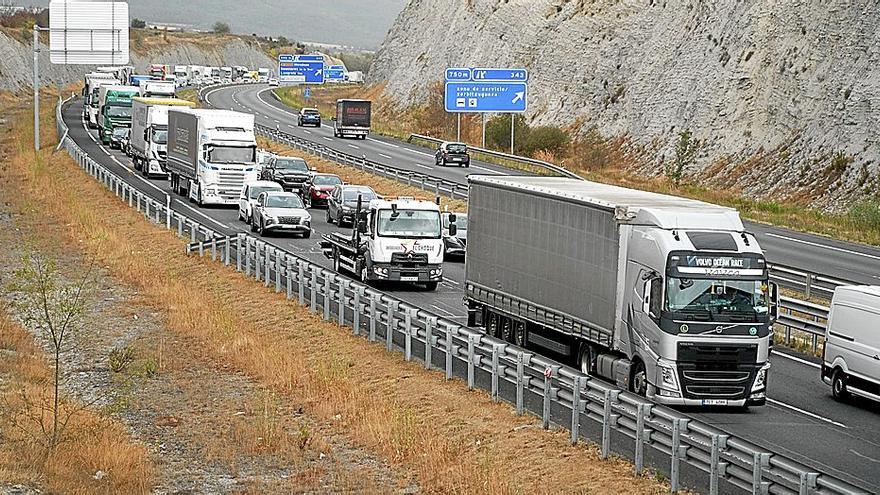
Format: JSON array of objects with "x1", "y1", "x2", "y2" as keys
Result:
[
  {"x1": 208, "y1": 145, "x2": 255, "y2": 164},
  {"x1": 377, "y1": 210, "x2": 441, "y2": 238},
  {"x1": 151, "y1": 130, "x2": 168, "y2": 144},
  {"x1": 274, "y1": 158, "x2": 308, "y2": 171},
  {"x1": 666, "y1": 278, "x2": 768, "y2": 316},
  {"x1": 106, "y1": 106, "x2": 132, "y2": 118}
]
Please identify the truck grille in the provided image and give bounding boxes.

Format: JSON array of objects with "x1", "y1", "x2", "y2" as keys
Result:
[
  {"x1": 278, "y1": 216, "x2": 301, "y2": 225},
  {"x1": 677, "y1": 343, "x2": 758, "y2": 400},
  {"x1": 391, "y1": 252, "x2": 428, "y2": 267}
]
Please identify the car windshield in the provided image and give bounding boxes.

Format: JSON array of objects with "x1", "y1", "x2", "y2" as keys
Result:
[
  {"x1": 152, "y1": 129, "x2": 168, "y2": 144},
  {"x1": 377, "y1": 209, "x2": 441, "y2": 238},
  {"x1": 106, "y1": 106, "x2": 131, "y2": 118},
  {"x1": 208, "y1": 145, "x2": 256, "y2": 164},
  {"x1": 343, "y1": 189, "x2": 376, "y2": 202},
  {"x1": 249, "y1": 185, "x2": 278, "y2": 199},
  {"x1": 446, "y1": 143, "x2": 467, "y2": 153},
  {"x1": 275, "y1": 158, "x2": 308, "y2": 171},
  {"x1": 666, "y1": 278, "x2": 769, "y2": 316},
  {"x1": 265, "y1": 195, "x2": 304, "y2": 208},
  {"x1": 443, "y1": 215, "x2": 467, "y2": 230},
  {"x1": 312, "y1": 175, "x2": 341, "y2": 186}
]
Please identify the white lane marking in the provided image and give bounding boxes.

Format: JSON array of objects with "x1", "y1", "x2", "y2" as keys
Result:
[
  {"x1": 442, "y1": 277, "x2": 460, "y2": 286},
  {"x1": 406, "y1": 148, "x2": 433, "y2": 157},
  {"x1": 366, "y1": 137, "x2": 400, "y2": 148},
  {"x1": 323, "y1": 137, "x2": 333, "y2": 142},
  {"x1": 100, "y1": 146, "x2": 111, "y2": 156},
  {"x1": 471, "y1": 165, "x2": 499, "y2": 173},
  {"x1": 108, "y1": 156, "x2": 168, "y2": 195},
  {"x1": 173, "y1": 200, "x2": 230, "y2": 231},
  {"x1": 347, "y1": 144, "x2": 360, "y2": 150},
  {"x1": 765, "y1": 233, "x2": 880, "y2": 261},
  {"x1": 378, "y1": 153, "x2": 392, "y2": 159},
  {"x1": 771, "y1": 350, "x2": 821, "y2": 369},
  {"x1": 303, "y1": 129, "x2": 312, "y2": 134},
  {"x1": 430, "y1": 305, "x2": 456, "y2": 317},
  {"x1": 850, "y1": 449, "x2": 880, "y2": 464},
  {"x1": 767, "y1": 398, "x2": 847, "y2": 428},
  {"x1": 414, "y1": 163, "x2": 432, "y2": 170}
]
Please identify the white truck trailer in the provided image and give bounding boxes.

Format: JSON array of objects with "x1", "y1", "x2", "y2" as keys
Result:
[
  {"x1": 464, "y1": 176, "x2": 780, "y2": 408},
  {"x1": 166, "y1": 109, "x2": 259, "y2": 206},
  {"x1": 82, "y1": 73, "x2": 119, "y2": 126},
  {"x1": 130, "y1": 97, "x2": 197, "y2": 177},
  {"x1": 139, "y1": 79, "x2": 176, "y2": 98}
]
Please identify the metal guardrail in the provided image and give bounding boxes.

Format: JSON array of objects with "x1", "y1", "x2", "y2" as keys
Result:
[
  {"x1": 407, "y1": 133, "x2": 584, "y2": 180},
  {"x1": 56, "y1": 96, "x2": 872, "y2": 495}
]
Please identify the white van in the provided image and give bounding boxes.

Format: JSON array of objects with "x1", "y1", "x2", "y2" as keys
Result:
[{"x1": 821, "y1": 286, "x2": 880, "y2": 403}]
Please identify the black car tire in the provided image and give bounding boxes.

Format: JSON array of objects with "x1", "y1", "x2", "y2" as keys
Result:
[
  {"x1": 832, "y1": 368, "x2": 850, "y2": 401},
  {"x1": 326, "y1": 208, "x2": 333, "y2": 224},
  {"x1": 302, "y1": 230, "x2": 311, "y2": 239},
  {"x1": 336, "y1": 210, "x2": 344, "y2": 226},
  {"x1": 424, "y1": 281, "x2": 439, "y2": 291},
  {"x1": 250, "y1": 217, "x2": 257, "y2": 232}
]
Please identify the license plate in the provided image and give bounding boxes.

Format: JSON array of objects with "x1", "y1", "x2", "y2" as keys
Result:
[
  {"x1": 702, "y1": 399, "x2": 728, "y2": 406},
  {"x1": 400, "y1": 276, "x2": 418, "y2": 282}
]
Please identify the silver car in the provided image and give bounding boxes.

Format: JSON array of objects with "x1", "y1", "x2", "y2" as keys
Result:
[
  {"x1": 252, "y1": 191, "x2": 311, "y2": 238},
  {"x1": 238, "y1": 180, "x2": 283, "y2": 225}
]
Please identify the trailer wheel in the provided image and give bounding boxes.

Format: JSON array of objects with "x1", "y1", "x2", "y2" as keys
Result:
[
  {"x1": 500, "y1": 316, "x2": 513, "y2": 343},
  {"x1": 332, "y1": 249, "x2": 341, "y2": 272},
  {"x1": 631, "y1": 360, "x2": 647, "y2": 397},
  {"x1": 513, "y1": 320, "x2": 527, "y2": 348},
  {"x1": 424, "y1": 281, "x2": 438, "y2": 291},
  {"x1": 577, "y1": 344, "x2": 595, "y2": 376},
  {"x1": 486, "y1": 312, "x2": 500, "y2": 339}
]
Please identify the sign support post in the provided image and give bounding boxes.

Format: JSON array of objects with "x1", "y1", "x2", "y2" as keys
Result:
[
  {"x1": 33, "y1": 25, "x2": 40, "y2": 151},
  {"x1": 510, "y1": 114, "x2": 515, "y2": 154},
  {"x1": 456, "y1": 113, "x2": 461, "y2": 142},
  {"x1": 481, "y1": 113, "x2": 486, "y2": 148}
]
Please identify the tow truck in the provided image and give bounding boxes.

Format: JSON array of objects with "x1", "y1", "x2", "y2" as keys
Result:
[{"x1": 320, "y1": 196, "x2": 453, "y2": 291}]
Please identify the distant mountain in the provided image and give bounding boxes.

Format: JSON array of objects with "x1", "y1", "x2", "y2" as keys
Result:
[{"x1": 8, "y1": 0, "x2": 407, "y2": 49}]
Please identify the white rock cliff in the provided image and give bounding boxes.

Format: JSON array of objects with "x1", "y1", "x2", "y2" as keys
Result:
[{"x1": 370, "y1": 0, "x2": 880, "y2": 208}]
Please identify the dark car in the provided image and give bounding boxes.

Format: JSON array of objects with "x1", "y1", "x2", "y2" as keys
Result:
[
  {"x1": 302, "y1": 173, "x2": 342, "y2": 207},
  {"x1": 442, "y1": 212, "x2": 467, "y2": 258},
  {"x1": 298, "y1": 107, "x2": 322, "y2": 127},
  {"x1": 435, "y1": 141, "x2": 470, "y2": 167},
  {"x1": 326, "y1": 185, "x2": 378, "y2": 226},
  {"x1": 261, "y1": 156, "x2": 314, "y2": 192}
]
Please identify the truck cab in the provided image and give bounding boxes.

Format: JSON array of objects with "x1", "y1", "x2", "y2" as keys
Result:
[
  {"x1": 322, "y1": 197, "x2": 448, "y2": 290},
  {"x1": 98, "y1": 85, "x2": 139, "y2": 144}
]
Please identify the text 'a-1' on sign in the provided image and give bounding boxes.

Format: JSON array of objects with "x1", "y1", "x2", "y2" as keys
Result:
[{"x1": 49, "y1": 1, "x2": 129, "y2": 64}]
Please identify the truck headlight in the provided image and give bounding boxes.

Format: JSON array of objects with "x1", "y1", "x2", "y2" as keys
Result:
[
  {"x1": 429, "y1": 268, "x2": 442, "y2": 277},
  {"x1": 266, "y1": 216, "x2": 277, "y2": 225},
  {"x1": 751, "y1": 363, "x2": 770, "y2": 392},
  {"x1": 659, "y1": 364, "x2": 679, "y2": 390}
]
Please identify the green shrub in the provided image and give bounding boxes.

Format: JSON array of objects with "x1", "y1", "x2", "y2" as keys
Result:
[
  {"x1": 109, "y1": 346, "x2": 135, "y2": 373},
  {"x1": 521, "y1": 126, "x2": 570, "y2": 156},
  {"x1": 848, "y1": 200, "x2": 880, "y2": 230}
]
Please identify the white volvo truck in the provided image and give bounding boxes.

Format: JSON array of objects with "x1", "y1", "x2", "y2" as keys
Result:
[
  {"x1": 166, "y1": 109, "x2": 259, "y2": 206},
  {"x1": 130, "y1": 97, "x2": 197, "y2": 177},
  {"x1": 465, "y1": 176, "x2": 779, "y2": 408},
  {"x1": 321, "y1": 197, "x2": 448, "y2": 290}
]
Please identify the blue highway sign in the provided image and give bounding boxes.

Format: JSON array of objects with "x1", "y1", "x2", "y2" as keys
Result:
[
  {"x1": 444, "y1": 82, "x2": 527, "y2": 113},
  {"x1": 471, "y1": 68, "x2": 528, "y2": 82},
  {"x1": 278, "y1": 54, "x2": 295, "y2": 62},
  {"x1": 325, "y1": 65, "x2": 346, "y2": 81},
  {"x1": 304, "y1": 87, "x2": 311, "y2": 98},
  {"x1": 296, "y1": 54, "x2": 324, "y2": 62},
  {"x1": 280, "y1": 60, "x2": 325, "y2": 84}
]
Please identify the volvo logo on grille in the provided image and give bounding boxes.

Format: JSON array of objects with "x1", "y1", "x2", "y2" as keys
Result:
[{"x1": 715, "y1": 326, "x2": 723, "y2": 334}]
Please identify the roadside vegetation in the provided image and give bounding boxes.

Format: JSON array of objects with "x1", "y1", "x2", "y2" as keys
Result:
[
  {"x1": 0, "y1": 88, "x2": 670, "y2": 493},
  {"x1": 274, "y1": 83, "x2": 880, "y2": 248}
]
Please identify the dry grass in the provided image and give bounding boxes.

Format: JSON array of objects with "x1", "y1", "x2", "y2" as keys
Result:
[
  {"x1": 2, "y1": 92, "x2": 668, "y2": 494},
  {"x1": 258, "y1": 136, "x2": 469, "y2": 212},
  {"x1": 0, "y1": 310, "x2": 154, "y2": 494}
]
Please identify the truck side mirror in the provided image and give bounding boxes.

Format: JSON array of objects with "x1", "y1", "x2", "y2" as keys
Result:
[
  {"x1": 448, "y1": 224, "x2": 457, "y2": 237},
  {"x1": 643, "y1": 278, "x2": 662, "y2": 319},
  {"x1": 642, "y1": 280, "x2": 652, "y2": 315},
  {"x1": 448, "y1": 214, "x2": 457, "y2": 223},
  {"x1": 357, "y1": 220, "x2": 368, "y2": 234},
  {"x1": 768, "y1": 282, "x2": 779, "y2": 320}
]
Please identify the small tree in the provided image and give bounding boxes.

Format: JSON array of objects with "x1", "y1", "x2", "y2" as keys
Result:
[
  {"x1": 11, "y1": 253, "x2": 93, "y2": 450},
  {"x1": 667, "y1": 129, "x2": 697, "y2": 185},
  {"x1": 521, "y1": 125, "x2": 570, "y2": 156},
  {"x1": 130, "y1": 17, "x2": 146, "y2": 29},
  {"x1": 213, "y1": 21, "x2": 230, "y2": 34},
  {"x1": 485, "y1": 114, "x2": 529, "y2": 153}
]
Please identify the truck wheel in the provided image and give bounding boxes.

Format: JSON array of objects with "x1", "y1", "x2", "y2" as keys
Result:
[
  {"x1": 360, "y1": 265, "x2": 369, "y2": 283},
  {"x1": 486, "y1": 312, "x2": 500, "y2": 339},
  {"x1": 577, "y1": 344, "x2": 595, "y2": 376},
  {"x1": 631, "y1": 361, "x2": 647, "y2": 396},
  {"x1": 832, "y1": 369, "x2": 850, "y2": 401},
  {"x1": 424, "y1": 281, "x2": 438, "y2": 291},
  {"x1": 258, "y1": 219, "x2": 265, "y2": 236},
  {"x1": 250, "y1": 218, "x2": 257, "y2": 232},
  {"x1": 500, "y1": 317, "x2": 513, "y2": 343},
  {"x1": 513, "y1": 321, "x2": 527, "y2": 347},
  {"x1": 333, "y1": 251, "x2": 341, "y2": 272},
  {"x1": 302, "y1": 229, "x2": 311, "y2": 239},
  {"x1": 336, "y1": 211, "x2": 344, "y2": 226}
]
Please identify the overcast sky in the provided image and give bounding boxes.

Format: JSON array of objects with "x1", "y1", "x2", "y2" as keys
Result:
[{"x1": 11, "y1": 0, "x2": 408, "y2": 49}]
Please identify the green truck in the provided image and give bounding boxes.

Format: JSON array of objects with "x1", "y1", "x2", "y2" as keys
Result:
[{"x1": 97, "y1": 85, "x2": 139, "y2": 144}]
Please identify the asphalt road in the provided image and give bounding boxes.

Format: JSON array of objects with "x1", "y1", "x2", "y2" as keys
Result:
[
  {"x1": 61, "y1": 97, "x2": 880, "y2": 492},
  {"x1": 209, "y1": 83, "x2": 880, "y2": 287}
]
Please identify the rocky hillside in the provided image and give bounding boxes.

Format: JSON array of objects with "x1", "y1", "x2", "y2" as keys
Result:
[
  {"x1": 0, "y1": 29, "x2": 274, "y2": 92},
  {"x1": 371, "y1": 0, "x2": 880, "y2": 208}
]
